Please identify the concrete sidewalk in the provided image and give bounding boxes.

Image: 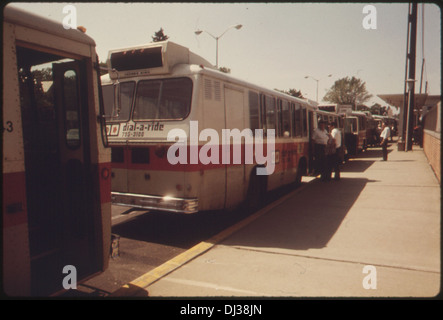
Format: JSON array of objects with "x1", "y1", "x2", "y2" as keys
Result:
[{"x1": 115, "y1": 143, "x2": 441, "y2": 298}]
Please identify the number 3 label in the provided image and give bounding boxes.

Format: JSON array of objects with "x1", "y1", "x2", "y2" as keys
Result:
[{"x1": 3, "y1": 121, "x2": 13, "y2": 133}]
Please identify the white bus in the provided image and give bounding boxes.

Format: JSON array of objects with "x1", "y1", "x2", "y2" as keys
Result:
[
  {"x1": 344, "y1": 111, "x2": 370, "y2": 155},
  {"x1": 3, "y1": 6, "x2": 111, "y2": 296},
  {"x1": 102, "y1": 41, "x2": 314, "y2": 214}
]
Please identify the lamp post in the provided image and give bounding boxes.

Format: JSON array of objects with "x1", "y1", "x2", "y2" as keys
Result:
[
  {"x1": 195, "y1": 24, "x2": 242, "y2": 69},
  {"x1": 304, "y1": 74, "x2": 332, "y2": 103}
]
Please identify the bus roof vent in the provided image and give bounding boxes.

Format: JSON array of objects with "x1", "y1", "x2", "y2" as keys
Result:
[{"x1": 107, "y1": 41, "x2": 214, "y2": 79}]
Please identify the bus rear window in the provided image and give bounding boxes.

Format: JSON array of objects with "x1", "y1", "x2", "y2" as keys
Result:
[{"x1": 133, "y1": 78, "x2": 192, "y2": 120}]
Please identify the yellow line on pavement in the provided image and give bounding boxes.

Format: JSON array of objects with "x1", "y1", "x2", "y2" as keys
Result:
[{"x1": 110, "y1": 180, "x2": 313, "y2": 297}]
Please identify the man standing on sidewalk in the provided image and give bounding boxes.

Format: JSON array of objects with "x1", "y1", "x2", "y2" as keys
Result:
[
  {"x1": 329, "y1": 122, "x2": 341, "y2": 180},
  {"x1": 380, "y1": 122, "x2": 391, "y2": 161},
  {"x1": 312, "y1": 120, "x2": 330, "y2": 180}
]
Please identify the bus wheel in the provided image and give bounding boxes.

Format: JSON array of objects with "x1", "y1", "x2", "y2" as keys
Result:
[{"x1": 244, "y1": 168, "x2": 266, "y2": 213}]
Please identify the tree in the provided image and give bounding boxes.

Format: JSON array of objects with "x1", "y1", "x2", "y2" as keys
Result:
[
  {"x1": 152, "y1": 28, "x2": 169, "y2": 42},
  {"x1": 32, "y1": 67, "x2": 52, "y2": 81},
  {"x1": 323, "y1": 76, "x2": 372, "y2": 110},
  {"x1": 275, "y1": 88, "x2": 304, "y2": 99}
]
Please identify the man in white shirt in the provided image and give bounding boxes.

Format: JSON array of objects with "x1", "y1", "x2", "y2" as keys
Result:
[
  {"x1": 380, "y1": 122, "x2": 391, "y2": 161},
  {"x1": 312, "y1": 120, "x2": 329, "y2": 181},
  {"x1": 329, "y1": 122, "x2": 341, "y2": 180},
  {"x1": 312, "y1": 121, "x2": 330, "y2": 145}
]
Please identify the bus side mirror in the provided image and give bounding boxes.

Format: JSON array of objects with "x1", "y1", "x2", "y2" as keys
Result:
[{"x1": 111, "y1": 68, "x2": 121, "y2": 118}]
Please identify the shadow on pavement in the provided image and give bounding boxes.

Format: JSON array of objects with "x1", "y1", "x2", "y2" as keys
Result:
[
  {"x1": 342, "y1": 147, "x2": 394, "y2": 172},
  {"x1": 222, "y1": 177, "x2": 377, "y2": 251},
  {"x1": 111, "y1": 207, "x2": 253, "y2": 249},
  {"x1": 341, "y1": 160, "x2": 375, "y2": 173},
  {"x1": 356, "y1": 147, "x2": 393, "y2": 159}
]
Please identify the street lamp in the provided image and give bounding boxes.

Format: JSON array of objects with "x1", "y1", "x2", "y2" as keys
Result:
[
  {"x1": 304, "y1": 74, "x2": 332, "y2": 103},
  {"x1": 195, "y1": 24, "x2": 243, "y2": 69}
]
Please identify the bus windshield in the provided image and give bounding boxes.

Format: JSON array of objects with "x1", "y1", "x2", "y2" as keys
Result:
[
  {"x1": 133, "y1": 77, "x2": 192, "y2": 120},
  {"x1": 103, "y1": 81, "x2": 135, "y2": 121}
]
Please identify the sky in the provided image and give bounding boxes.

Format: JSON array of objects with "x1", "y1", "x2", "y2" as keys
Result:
[{"x1": 8, "y1": 2, "x2": 441, "y2": 109}]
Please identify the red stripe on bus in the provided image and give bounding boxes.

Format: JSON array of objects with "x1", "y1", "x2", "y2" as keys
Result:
[
  {"x1": 3, "y1": 171, "x2": 28, "y2": 228},
  {"x1": 111, "y1": 142, "x2": 309, "y2": 172}
]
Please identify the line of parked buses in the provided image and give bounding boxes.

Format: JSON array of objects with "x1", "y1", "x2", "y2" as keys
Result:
[
  {"x1": 2, "y1": 6, "x2": 398, "y2": 296},
  {"x1": 316, "y1": 104, "x2": 398, "y2": 156}
]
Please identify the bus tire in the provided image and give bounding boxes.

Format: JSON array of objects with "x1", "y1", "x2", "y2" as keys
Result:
[{"x1": 244, "y1": 167, "x2": 267, "y2": 212}]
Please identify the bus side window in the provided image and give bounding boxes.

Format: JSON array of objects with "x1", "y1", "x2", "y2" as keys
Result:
[
  {"x1": 259, "y1": 94, "x2": 266, "y2": 133},
  {"x1": 248, "y1": 91, "x2": 260, "y2": 135},
  {"x1": 277, "y1": 99, "x2": 283, "y2": 137},
  {"x1": 302, "y1": 107, "x2": 308, "y2": 137},
  {"x1": 308, "y1": 110, "x2": 314, "y2": 137},
  {"x1": 63, "y1": 70, "x2": 81, "y2": 149},
  {"x1": 281, "y1": 100, "x2": 290, "y2": 137},
  {"x1": 294, "y1": 104, "x2": 302, "y2": 137},
  {"x1": 265, "y1": 95, "x2": 276, "y2": 136}
]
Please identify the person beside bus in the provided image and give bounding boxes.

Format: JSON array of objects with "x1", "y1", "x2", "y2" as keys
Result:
[
  {"x1": 312, "y1": 120, "x2": 330, "y2": 181},
  {"x1": 328, "y1": 122, "x2": 341, "y2": 181},
  {"x1": 380, "y1": 122, "x2": 391, "y2": 161},
  {"x1": 325, "y1": 130, "x2": 336, "y2": 181}
]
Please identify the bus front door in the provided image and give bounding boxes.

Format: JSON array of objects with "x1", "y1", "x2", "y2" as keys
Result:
[
  {"x1": 51, "y1": 60, "x2": 99, "y2": 293},
  {"x1": 17, "y1": 46, "x2": 99, "y2": 295}
]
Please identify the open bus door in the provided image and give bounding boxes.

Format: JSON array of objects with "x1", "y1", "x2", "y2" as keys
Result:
[
  {"x1": 18, "y1": 48, "x2": 100, "y2": 295},
  {"x1": 52, "y1": 60, "x2": 99, "y2": 291}
]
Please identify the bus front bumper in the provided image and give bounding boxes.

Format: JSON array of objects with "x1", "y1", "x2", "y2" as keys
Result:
[{"x1": 111, "y1": 192, "x2": 198, "y2": 214}]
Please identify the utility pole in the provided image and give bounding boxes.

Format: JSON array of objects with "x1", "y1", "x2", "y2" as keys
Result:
[{"x1": 402, "y1": 3, "x2": 418, "y2": 151}]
